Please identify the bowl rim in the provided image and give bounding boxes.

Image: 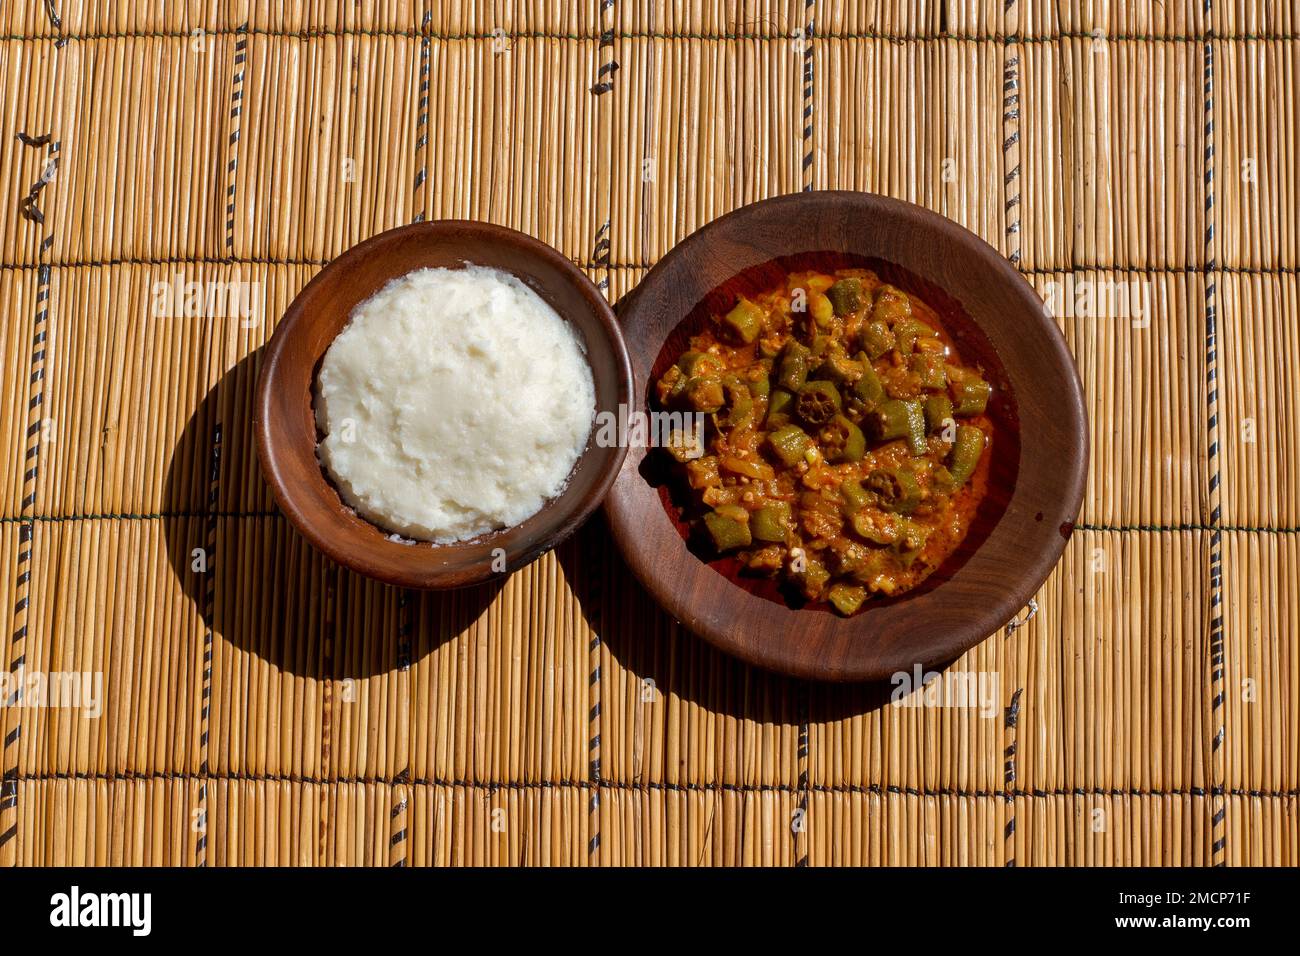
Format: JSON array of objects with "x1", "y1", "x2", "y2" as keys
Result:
[
  {"x1": 255, "y1": 219, "x2": 633, "y2": 588},
  {"x1": 604, "y1": 190, "x2": 1088, "y2": 681}
]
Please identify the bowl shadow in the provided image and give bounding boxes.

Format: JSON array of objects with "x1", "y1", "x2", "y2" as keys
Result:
[
  {"x1": 557, "y1": 512, "x2": 916, "y2": 725},
  {"x1": 165, "y1": 348, "x2": 921, "y2": 711},
  {"x1": 163, "y1": 349, "x2": 502, "y2": 681}
]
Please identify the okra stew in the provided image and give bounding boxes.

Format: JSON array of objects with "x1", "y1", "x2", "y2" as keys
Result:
[{"x1": 654, "y1": 267, "x2": 996, "y2": 616}]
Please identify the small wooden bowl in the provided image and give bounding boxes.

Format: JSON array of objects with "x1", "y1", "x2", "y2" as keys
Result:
[
  {"x1": 605, "y1": 192, "x2": 1087, "y2": 681},
  {"x1": 255, "y1": 221, "x2": 632, "y2": 589}
]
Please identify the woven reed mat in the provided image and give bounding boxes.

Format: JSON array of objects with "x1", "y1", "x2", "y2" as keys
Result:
[{"x1": 0, "y1": 1, "x2": 1295, "y2": 866}]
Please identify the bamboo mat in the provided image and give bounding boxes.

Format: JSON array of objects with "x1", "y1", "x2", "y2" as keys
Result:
[{"x1": 0, "y1": 1, "x2": 1295, "y2": 866}]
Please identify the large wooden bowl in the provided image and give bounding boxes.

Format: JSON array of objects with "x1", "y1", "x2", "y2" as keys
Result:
[
  {"x1": 604, "y1": 192, "x2": 1087, "y2": 681},
  {"x1": 256, "y1": 221, "x2": 632, "y2": 589}
]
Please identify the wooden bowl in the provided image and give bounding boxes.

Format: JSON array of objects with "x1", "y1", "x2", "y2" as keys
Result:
[
  {"x1": 604, "y1": 192, "x2": 1087, "y2": 681},
  {"x1": 255, "y1": 221, "x2": 632, "y2": 589}
]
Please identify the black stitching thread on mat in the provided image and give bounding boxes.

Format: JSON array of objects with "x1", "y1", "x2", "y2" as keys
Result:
[
  {"x1": 40, "y1": 0, "x2": 61, "y2": 32},
  {"x1": 1002, "y1": 44, "x2": 1022, "y2": 266},
  {"x1": 1003, "y1": 687, "x2": 1023, "y2": 865},
  {"x1": 11, "y1": 769, "x2": 1297, "y2": 800},
  {"x1": 16, "y1": 150, "x2": 58, "y2": 225},
  {"x1": 195, "y1": 424, "x2": 220, "y2": 867},
  {"x1": 5, "y1": 514, "x2": 1299, "y2": 534},
  {"x1": 3, "y1": 257, "x2": 1297, "y2": 276},
  {"x1": 0, "y1": 256, "x2": 614, "y2": 270},
  {"x1": 1202, "y1": 16, "x2": 1229, "y2": 869},
  {"x1": 1, "y1": 28, "x2": 1297, "y2": 42},
  {"x1": 589, "y1": 2, "x2": 618, "y2": 96},
  {"x1": 33, "y1": 2, "x2": 64, "y2": 48},
  {"x1": 1, "y1": 134, "x2": 60, "y2": 856},
  {"x1": 0, "y1": 511, "x2": 277, "y2": 522},
  {"x1": 389, "y1": 787, "x2": 408, "y2": 861},
  {"x1": 194, "y1": 23, "x2": 246, "y2": 868},
  {"x1": 13, "y1": 130, "x2": 57, "y2": 228},
  {"x1": 0, "y1": 256, "x2": 334, "y2": 269},
  {"x1": 999, "y1": 20, "x2": 1025, "y2": 869},
  {"x1": 1018, "y1": 265, "x2": 1300, "y2": 276},
  {"x1": 584, "y1": 493, "x2": 606, "y2": 863},
  {"x1": 591, "y1": 224, "x2": 612, "y2": 294},
  {"x1": 410, "y1": 10, "x2": 431, "y2": 224},
  {"x1": 392, "y1": 590, "x2": 412, "y2": 867},
  {"x1": 1076, "y1": 523, "x2": 1300, "y2": 533},
  {"x1": 799, "y1": 5, "x2": 815, "y2": 193},
  {"x1": 14, "y1": 130, "x2": 51, "y2": 147},
  {"x1": 224, "y1": 24, "x2": 248, "y2": 255}
]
